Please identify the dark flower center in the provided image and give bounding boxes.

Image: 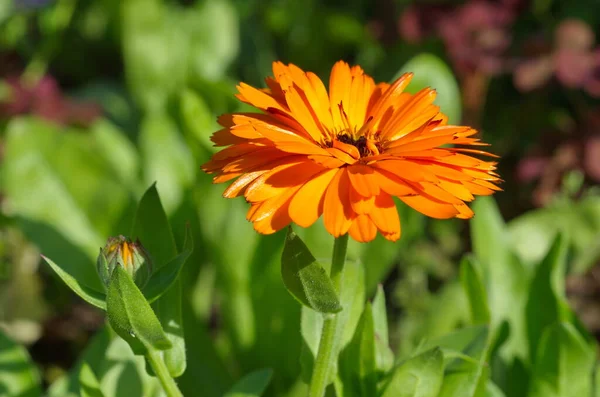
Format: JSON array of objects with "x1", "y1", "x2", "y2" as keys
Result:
[{"x1": 336, "y1": 133, "x2": 381, "y2": 157}]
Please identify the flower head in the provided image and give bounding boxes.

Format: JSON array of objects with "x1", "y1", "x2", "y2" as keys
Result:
[
  {"x1": 202, "y1": 61, "x2": 501, "y2": 242},
  {"x1": 97, "y1": 236, "x2": 152, "y2": 288}
]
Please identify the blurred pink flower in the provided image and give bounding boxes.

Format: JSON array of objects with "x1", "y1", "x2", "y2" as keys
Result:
[
  {"x1": 0, "y1": 75, "x2": 102, "y2": 127},
  {"x1": 398, "y1": 1, "x2": 518, "y2": 76},
  {"x1": 514, "y1": 19, "x2": 600, "y2": 96}
]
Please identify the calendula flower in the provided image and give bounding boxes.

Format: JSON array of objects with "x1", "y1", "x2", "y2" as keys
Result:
[{"x1": 202, "y1": 61, "x2": 501, "y2": 243}]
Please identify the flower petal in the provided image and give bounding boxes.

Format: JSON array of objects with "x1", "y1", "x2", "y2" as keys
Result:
[
  {"x1": 289, "y1": 168, "x2": 338, "y2": 228},
  {"x1": 349, "y1": 214, "x2": 377, "y2": 243},
  {"x1": 323, "y1": 168, "x2": 354, "y2": 237}
]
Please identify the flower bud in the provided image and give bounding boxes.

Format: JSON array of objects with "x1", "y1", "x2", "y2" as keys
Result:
[{"x1": 97, "y1": 236, "x2": 152, "y2": 289}]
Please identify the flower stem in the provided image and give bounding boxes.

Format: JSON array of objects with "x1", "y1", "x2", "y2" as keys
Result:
[
  {"x1": 308, "y1": 234, "x2": 349, "y2": 397},
  {"x1": 146, "y1": 349, "x2": 183, "y2": 397}
]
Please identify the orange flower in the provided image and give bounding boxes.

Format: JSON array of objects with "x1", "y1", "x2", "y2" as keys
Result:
[{"x1": 202, "y1": 61, "x2": 501, "y2": 243}]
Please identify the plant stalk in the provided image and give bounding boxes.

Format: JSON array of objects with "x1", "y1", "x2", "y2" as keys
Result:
[
  {"x1": 146, "y1": 349, "x2": 184, "y2": 397},
  {"x1": 308, "y1": 234, "x2": 349, "y2": 397}
]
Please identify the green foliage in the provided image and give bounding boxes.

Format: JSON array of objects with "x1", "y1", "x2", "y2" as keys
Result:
[
  {"x1": 0, "y1": 329, "x2": 41, "y2": 397},
  {"x1": 281, "y1": 229, "x2": 342, "y2": 313},
  {"x1": 380, "y1": 348, "x2": 444, "y2": 397},
  {"x1": 3, "y1": 1, "x2": 600, "y2": 396},
  {"x1": 223, "y1": 369, "x2": 273, "y2": 397},
  {"x1": 395, "y1": 54, "x2": 462, "y2": 123},
  {"x1": 79, "y1": 363, "x2": 106, "y2": 397},
  {"x1": 106, "y1": 266, "x2": 172, "y2": 355}
]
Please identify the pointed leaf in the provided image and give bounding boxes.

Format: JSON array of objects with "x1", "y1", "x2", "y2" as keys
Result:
[
  {"x1": 142, "y1": 225, "x2": 193, "y2": 303},
  {"x1": 281, "y1": 229, "x2": 341, "y2": 313},
  {"x1": 223, "y1": 368, "x2": 273, "y2": 397},
  {"x1": 106, "y1": 266, "x2": 172, "y2": 355},
  {"x1": 423, "y1": 326, "x2": 491, "y2": 397},
  {"x1": 132, "y1": 183, "x2": 187, "y2": 376},
  {"x1": 526, "y1": 234, "x2": 570, "y2": 360},
  {"x1": 42, "y1": 255, "x2": 106, "y2": 310},
  {"x1": 380, "y1": 348, "x2": 444, "y2": 397},
  {"x1": 339, "y1": 303, "x2": 377, "y2": 397},
  {"x1": 528, "y1": 322, "x2": 595, "y2": 397},
  {"x1": 372, "y1": 285, "x2": 394, "y2": 373},
  {"x1": 471, "y1": 197, "x2": 529, "y2": 359},
  {"x1": 79, "y1": 363, "x2": 105, "y2": 397},
  {"x1": 460, "y1": 256, "x2": 490, "y2": 325}
]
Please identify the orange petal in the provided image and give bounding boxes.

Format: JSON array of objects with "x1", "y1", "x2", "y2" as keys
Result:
[
  {"x1": 323, "y1": 168, "x2": 354, "y2": 237},
  {"x1": 223, "y1": 169, "x2": 269, "y2": 198},
  {"x1": 245, "y1": 161, "x2": 324, "y2": 203},
  {"x1": 371, "y1": 168, "x2": 416, "y2": 197},
  {"x1": 437, "y1": 179, "x2": 475, "y2": 202},
  {"x1": 347, "y1": 164, "x2": 380, "y2": 197},
  {"x1": 329, "y1": 61, "x2": 352, "y2": 129},
  {"x1": 289, "y1": 168, "x2": 338, "y2": 228},
  {"x1": 454, "y1": 203, "x2": 474, "y2": 219},
  {"x1": 252, "y1": 191, "x2": 297, "y2": 234},
  {"x1": 399, "y1": 195, "x2": 459, "y2": 219},
  {"x1": 348, "y1": 214, "x2": 377, "y2": 243},
  {"x1": 369, "y1": 193, "x2": 401, "y2": 240},
  {"x1": 349, "y1": 185, "x2": 375, "y2": 215}
]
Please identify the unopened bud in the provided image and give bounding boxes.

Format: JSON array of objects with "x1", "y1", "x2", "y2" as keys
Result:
[{"x1": 97, "y1": 236, "x2": 152, "y2": 288}]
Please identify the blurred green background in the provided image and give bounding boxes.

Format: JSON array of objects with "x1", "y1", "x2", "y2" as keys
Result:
[{"x1": 1, "y1": 0, "x2": 600, "y2": 396}]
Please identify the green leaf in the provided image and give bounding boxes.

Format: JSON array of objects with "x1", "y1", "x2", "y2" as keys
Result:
[
  {"x1": 423, "y1": 326, "x2": 491, "y2": 397},
  {"x1": 460, "y1": 256, "x2": 490, "y2": 325},
  {"x1": 471, "y1": 197, "x2": 529, "y2": 360},
  {"x1": 380, "y1": 348, "x2": 444, "y2": 397},
  {"x1": 79, "y1": 363, "x2": 105, "y2": 397},
  {"x1": 372, "y1": 285, "x2": 394, "y2": 373},
  {"x1": 339, "y1": 303, "x2": 377, "y2": 397},
  {"x1": 132, "y1": 183, "x2": 177, "y2": 268},
  {"x1": 528, "y1": 322, "x2": 595, "y2": 397},
  {"x1": 525, "y1": 234, "x2": 570, "y2": 360},
  {"x1": 395, "y1": 53, "x2": 462, "y2": 123},
  {"x1": 106, "y1": 266, "x2": 172, "y2": 355},
  {"x1": 281, "y1": 229, "x2": 342, "y2": 313},
  {"x1": 508, "y1": 197, "x2": 600, "y2": 272},
  {"x1": 132, "y1": 183, "x2": 187, "y2": 376},
  {"x1": 0, "y1": 329, "x2": 41, "y2": 397},
  {"x1": 142, "y1": 225, "x2": 193, "y2": 303},
  {"x1": 223, "y1": 368, "x2": 273, "y2": 397},
  {"x1": 41, "y1": 255, "x2": 106, "y2": 310}
]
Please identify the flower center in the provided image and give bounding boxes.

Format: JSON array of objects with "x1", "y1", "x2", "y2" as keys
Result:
[{"x1": 336, "y1": 132, "x2": 381, "y2": 157}]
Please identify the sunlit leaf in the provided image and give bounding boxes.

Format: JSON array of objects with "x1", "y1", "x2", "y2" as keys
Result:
[
  {"x1": 395, "y1": 53, "x2": 462, "y2": 123},
  {"x1": 106, "y1": 266, "x2": 172, "y2": 355},
  {"x1": 528, "y1": 322, "x2": 595, "y2": 397},
  {"x1": 79, "y1": 363, "x2": 105, "y2": 397},
  {"x1": 460, "y1": 256, "x2": 490, "y2": 325},
  {"x1": 41, "y1": 255, "x2": 106, "y2": 310},
  {"x1": 380, "y1": 348, "x2": 444, "y2": 397},
  {"x1": 281, "y1": 229, "x2": 341, "y2": 313},
  {"x1": 338, "y1": 303, "x2": 377, "y2": 397},
  {"x1": 132, "y1": 184, "x2": 187, "y2": 376},
  {"x1": 372, "y1": 285, "x2": 394, "y2": 373}
]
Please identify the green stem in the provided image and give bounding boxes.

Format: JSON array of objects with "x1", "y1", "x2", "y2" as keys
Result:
[
  {"x1": 146, "y1": 349, "x2": 183, "y2": 397},
  {"x1": 308, "y1": 234, "x2": 349, "y2": 397}
]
